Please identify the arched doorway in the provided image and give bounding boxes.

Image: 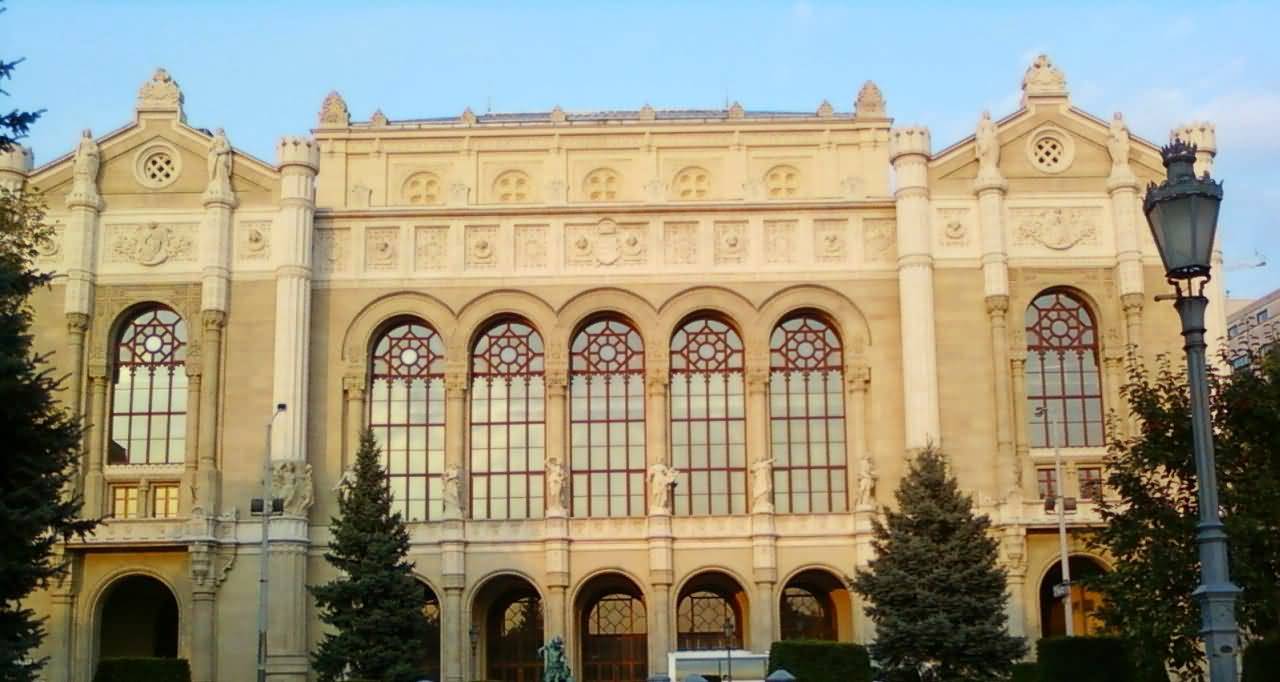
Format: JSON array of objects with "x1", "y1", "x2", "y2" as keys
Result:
[
  {"x1": 779, "y1": 569, "x2": 850, "y2": 641},
  {"x1": 1040, "y1": 556, "x2": 1107, "y2": 637},
  {"x1": 474, "y1": 575, "x2": 544, "y2": 682},
  {"x1": 676, "y1": 571, "x2": 748, "y2": 651},
  {"x1": 576, "y1": 573, "x2": 648, "y2": 682},
  {"x1": 419, "y1": 581, "x2": 442, "y2": 682},
  {"x1": 97, "y1": 574, "x2": 179, "y2": 660}
]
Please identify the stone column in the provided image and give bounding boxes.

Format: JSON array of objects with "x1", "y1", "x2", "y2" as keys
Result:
[
  {"x1": 1001, "y1": 528, "x2": 1029, "y2": 639},
  {"x1": 442, "y1": 366, "x2": 468, "y2": 682},
  {"x1": 1009, "y1": 353, "x2": 1031, "y2": 497},
  {"x1": 195, "y1": 311, "x2": 225, "y2": 512},
  {"x1": 189, "y1": 542, "x2": 219, "y2": 682},
  {"x1": 544, "y1": 365, "x2": 570, "y2": 644},
  {"x1": 84, "y1": 367, "x2": 110, "y2": 516},
  {"x1": 846, "y1": 361, "x2": 871, "y2": 510},
  {"x1": 442, "y1": 573, "x2": 466, "y2": 682},
  {"x1": 64, "y1": 314, "x2": 90, "y2": 417},
  {"x1": 267, "y1": 136, "x2": 318, "y2": 682},
  {"x1": 644, "y1": 362, "x2": 674, "y2": 676},
  {"x1": 197, "y1": 127, "x2": 236, "y2": 513},
  {"x1": 44, "y1": 547, "x2": 80, "y2": 682},
  {"x1": 890, "y1": 127, "x2": 940, "y2": 450},
  {"x1": 182, "y1": 366, "x2": 202, "y2": 514},
  {"x1": 745, "y1": 360, "x2": 772, "y2": 512},
  {"x1": 975, "y1": 161, "x2": 1016, "y2": 499},
  {"x1": 342, "y1": 374, "x2": 366, "y2": 464},
  {"x1": 986, "y1": 296, "x2": 1018, "y2": 497},
  {"x1": 648, "y1": 583, "x2": 672, "y2": 678}
]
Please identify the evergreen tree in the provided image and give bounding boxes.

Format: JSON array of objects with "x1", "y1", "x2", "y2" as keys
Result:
[
  {"x1": 1, "y1": 2, "x2": 43, "y2": 152},
  {"x1": 0, "y1": 49, "x2": 96, "y2": 681},
  {"x1": 852, "y1": 446, "x2": 1025, "y2": 681},
  {"x1": 311, "y1": 430, "x2": 431, "y2": 682},
  {"x1": 1090, "y1": 353, "x2": 1280, "y2": 680}
]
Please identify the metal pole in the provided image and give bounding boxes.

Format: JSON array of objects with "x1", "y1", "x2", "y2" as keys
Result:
[
  {"x1": 258, "y1": 405, "x2": 285, "y2": 682},
  {"x1": 1054, "y1": 444, "x2": 1074, "y2": 637},
  {"x1": 1174, "y1": 294, "x2": 1240, "y2": 681}
]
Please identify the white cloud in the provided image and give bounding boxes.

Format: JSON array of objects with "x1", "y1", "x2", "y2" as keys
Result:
[{"x1": 1194, "y1": 90, "x2": 1280, "y2": 154}]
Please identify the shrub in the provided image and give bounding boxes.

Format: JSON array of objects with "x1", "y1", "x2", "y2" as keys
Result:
[
  {"x1": 93, "y1": 658, "x2": 191, "y2": 682},
  {"x1": 1243, "y1": 634, "x2": 1280, "y2": 682},
  {"x1": 1037, "y1": 637, "x2": 1133, "y2": 682},
  {"x1": 1010, "y1": 661, "x2": 1040, "y2": 682},
  {"x1": 767, "y1": 640, "x2": 872, "y2": 682}
]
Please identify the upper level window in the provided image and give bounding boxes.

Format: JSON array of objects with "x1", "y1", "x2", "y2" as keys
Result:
[
  {"x1": 584, "y1": 168, "x2": 620, "y2": 201},
  {"x1": 769, "y1": 315, "x2": 847, "y2": 513},
  {"x1": 673, "y1": 167, "x2": 710, "y2": 200},
  {"x1": 670, "y1": 317, "x2": 746, "y2": 515},
  {"x1": 369, "y1": 319, "x2": 446, "y2": 521},
  {"x1": 1025, "y1": 291, "x2": 1103, "y2": 447},
  {"x1": 494, "y1": 170, "x2": 532, "y2": 203},
  {"x1": 764, "y1": 165, "x2": 800, "y2": 198},
  {"x1": 471, "y1": 319, "x2": 545, "y2": 519},
  {"x1": 109, "y1": 307, "x2": 188, "y2": 465},
  {"x1": 1258, "y1": 309, "x2": 1271, "y2": 323},
  {"x1": 569, "y1": 319, "x2": 646, "y2": 517}
]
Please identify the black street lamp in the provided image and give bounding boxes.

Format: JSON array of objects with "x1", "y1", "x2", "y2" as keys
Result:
[{"x1": 1143, "y1": 138, "x2": 1239, "y2": 681}]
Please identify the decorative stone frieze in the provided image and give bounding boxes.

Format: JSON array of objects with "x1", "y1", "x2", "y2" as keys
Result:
[
  {"x1": 364, "y1": 227, "x2": 399, "y2": 271},
  {"x1": 465, "y1": 224, "x2": 498, "y2": 268},
  {"x1": 764, "y1": 220, "x2": 796, "y2": 264},
  {"x1": 938, "y1": 208, "x2": 970, "y2": 248},
  {"x1": 136, "y1": 68, "x2": 184, "y2": 117},
  {"x1": 313, "y1": 228, "x2": 349, "y2": 273},
  {"x1": 514, "y1": 224, "x2": 548, "y2": 269},
  {"x1": 1011, "y1": 207, "x2": 1101, "y2": 250},
  {"x1": 566, "y1": 218, "x2": 646, "y2": 267},
  {"x1": 863, "y1": 218, "x2": 897, "y2": 262},
  {"x1": 106, "y1": 222, "x2": 197, "y2": 265},
  {"x1": 235, "y1": 221, "x2": 271, "y2": 262},
  {"x1": 813, "y1": 219, "x2": 847, "y2": 263},
  {"x1": 663, "y1": 222, "x2": 698, "y2": 265},
  {"x1": 713, "y1": 221, "x2": 747, "y2": 264},
  {"x1": 414, "y1": 225, "x2": 448, "y2": 270}
]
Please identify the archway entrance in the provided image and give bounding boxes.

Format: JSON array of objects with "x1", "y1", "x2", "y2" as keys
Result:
[
  {"x1": 780, "y1": 569, "x2": 850, "y2": 641},
  {"x1": 1040, "y1": 556, "x2": 1107, "y2": 637},
  {"x1": 98, "y1": 574, "x2": 179, "y2": 660},
  {"x1": 576, "y1": 574, "x2": 647, "y2": 682},
  {"x1": 475, "y1": 575, "x2": 544, "y2": 682},
  {"x1": 676, "y1": 571, "x2": 748, "y2": 651},
  {"x1": 419, "y1": 582, "x2": 442, "y2": 682}
]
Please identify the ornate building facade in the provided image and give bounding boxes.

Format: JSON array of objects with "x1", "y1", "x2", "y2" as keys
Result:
[{"x1": 8, "y1": 55, "x2": 1226, "y2": 682}]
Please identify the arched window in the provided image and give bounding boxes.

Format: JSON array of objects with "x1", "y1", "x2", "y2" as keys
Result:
[
  {"x1": 769, "y1": 315, "x2": 847, "y2": 513},
  {"x1": 369, "y1": 319, "x2": 446, "y2": 521},
  {"x1": 780, "y1": 585, "x2": 836, "y2": 641},
  {"x1": 1040, "y1": 556, "x2": 1107, "y2": 637},
  {"x1": 109, "y1": 307, "x2": 188, "y2": 465},
  {"x1": 582, "y1": 593, "x2": 647, "y2": 682},
  {"x1": 570, "y1": 319, "x2": 646, "y2": 517},
  {"x1": 418, "y1": 582, "x2": 442, "y2": 682},
  {"x1": 670, "y1": 317, "x2": 746, "y2": 515},
  {"x1": 488, "y1": 589, "x2": 544, "y2": 681},
  {"x1": 1025, "y1": 291, "x2": 1104, "y2": 447},
  {"x1": 471, "y1": 319, "x2": 545, "y2": 520}
]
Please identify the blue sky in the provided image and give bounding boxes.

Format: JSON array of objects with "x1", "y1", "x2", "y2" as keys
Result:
[{"x1": 3, "y1": 1, "x2": 1277, "y2": 297}]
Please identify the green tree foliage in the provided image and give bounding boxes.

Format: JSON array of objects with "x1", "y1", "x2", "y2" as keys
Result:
[
  {"x1": 0, "y1": 73, "x2": 96, "y2": 682},
  {"x1": 1, "y1": 2, "x2": 43, "y2": 152},
  {"x1": 1091, "y1": 354, "x2": 1280, "y2": 679},
  {"x1": 310, "y1": 430, "x2": 431, "y2": 682},
  {"x1": 852, "y1": 446, "x2": 1025, "y2": 681}
]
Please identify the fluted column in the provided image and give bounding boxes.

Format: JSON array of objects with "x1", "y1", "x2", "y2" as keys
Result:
[
  {"x1": 195, "y1": 310, "x2": 224, "y2": 514},
  {"x1": 84, "y1": 367, "x2": 109, "y2": 517},
  {"x1": 182, "y1": 366, "x2": 202, "y2": 514},
  {"x1": 975, "y1": 149, "x2": 1016, "y2": 499},
  {"x1": 890, "y1": 127, "x2": 940, "y2": 450},
  {"x1": 987, "y1": 296, "x2": 1018, "y2": 498},
  {"x1": 342, "y1": 374, "x2": 366, "y2": 464},
  {"x1": 64, "y1": 314, "x2": 90, "y2": 416},
  {"x1": 1009, "y1": 353, "x2": 1030, "y2": 497},
  {"x1": 197, "y1": 129, "x2": 235, "y2": 514}
]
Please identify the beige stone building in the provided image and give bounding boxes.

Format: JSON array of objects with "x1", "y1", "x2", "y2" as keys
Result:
[{"x1": 7, "y1": 54, "x2": 1228, "y2": 682}]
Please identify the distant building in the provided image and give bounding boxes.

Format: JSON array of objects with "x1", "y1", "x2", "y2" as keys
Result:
[{"x1": 1227, "y1": 288, "x2": 1280, "y2": 368}]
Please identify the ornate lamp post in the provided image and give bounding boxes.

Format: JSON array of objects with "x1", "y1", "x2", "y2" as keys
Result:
[
  {"x1": 1143, "y1": 138, "x2": 1239, "y2": 680},
  {"x1": 722, "y1": 619, "x2": 735, "y2": 682}
]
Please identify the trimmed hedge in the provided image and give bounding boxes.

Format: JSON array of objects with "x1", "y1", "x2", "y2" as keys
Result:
[
  {"x1": 1244, "y1": 634, "x2": 1280, "y2": 682},
  {"x1": 1037, "y1": 637, "x2": 1134, "y2": 682},
  {"x1": 1010, "y1": 661, "x2": 1040, "y2": 682},
  {"x1": 94, "y1": 658, "x2": 191, "y2": 682},
  {"x1": 768, "y1": 640, "x2": 872, "y2": 682}
]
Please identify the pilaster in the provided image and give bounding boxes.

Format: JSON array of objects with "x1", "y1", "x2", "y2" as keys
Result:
[
  {"x1": 44, "y1": 547, "x2": 80, "y2": 682},
  {"x1": 342, "y1": 373, "x2": 367, "y2": 466},
  {"x1": 644, "y1": 362, "x2": 674, "y2": 675},
  {"x1": 745, "y1": 358, "x2": 772, "y2": 512},
  {"x1": 84, "y1": 366, "x2": 110, "y2": 517},
  {"x1": 1009, "y1": 353, "x2": 1030, "y2": 499},
  {"x1": 195, "y1": 310, "x2": 225, "y2": 514},
  {"x1": 443, "y1": 365, "x2": 467, "y2": 520},
  {"x1": 65, "y1": 313, "x2": 91, "y2": 418},
  {"x1": 1001, "y1": 527, "x2": 1029, "y2": 640},
  {"x1": 890, "y1": 126, "x2": 940, "y2": 450},
  {"x1": 986, "y1": 296, "x2": 1018, "y2": 499}
]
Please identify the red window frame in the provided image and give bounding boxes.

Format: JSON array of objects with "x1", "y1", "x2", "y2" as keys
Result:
[
  {"x1": 769, "y1": 315, "x2": 848, "y2": 513},
  {"x1": 1037, "y1": 467, "x2": 1058, "y2": 500},
  {"x1": 1078, "y1": 466, "x2": 1103, "y2": 501},
  {"x1": 1025, "y1": 291, "x2": 1105, "y2": 447},
  {"x1": 569, "y1": 319, "x2": 646, "y2": 517},
  {"x1": 676, "y1": 589, "x2": 742, "y2": 651},
  {"x1": 779, "y1": 584, "x2": 837, "y2": 641},
  {"x1": 108, "y1": 307, "x2": 188, "y2": 465},
  {"x1": 369, "y1": 319, "x2": 446, "y2": 522},
  {"x1": 470, "y1": 319, "x2": 545, "y2": 520},
  {"x1": 669, "y1": 317, "x2": 746, "y2": 516}
]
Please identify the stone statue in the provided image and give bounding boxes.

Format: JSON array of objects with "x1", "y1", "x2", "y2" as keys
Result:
[
  {"x1": 272, "y1": 461, "x2": 314, "y2": 516},
  {"x1": 975, "y1": 111, "x2": 1000, "y2": 181},
  {"x1": 207, "y1": 128, "x2": 233, "y2": 191},
  {"x1": 1107, "y1": 112, "x2": 1131, "y2": 171},
  {"x1": 333, "y1": 465, "x2": 358, "y2": 497},
  {"x1": 750, "y1": 458, "x2": 774, "y2": 512},
  {"x1": 647, "y1": 463, "x2": 679, "y2": 514},
  {"x1": 538, "y1": 635, "x2": 573, "y2": 682},
  {"x1": 856, "y1": 454, "x2": 878, "y2": 509},
  {"x1": 546, "y1": 457, "x2": 567, "y2": 515},
  {"x1": 442, "y1": 464, "x2": 462, "y2": 513},
  {"x1": 72, "y1": 129, "x2": 100, "y2": 187}
]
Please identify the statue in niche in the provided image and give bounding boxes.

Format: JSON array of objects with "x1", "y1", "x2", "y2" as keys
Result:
[
  {"x1": 856, "y1": 454, "x2": 878, "y2": 509},
  {"x1": 72, "y1": 129, "x2": 100, "y2": 187},
  {"x1": 975, "y1": 111, "x2": 1000, "y2": 181},
  {"x1": 751, "y1": 458, "x2": 774, "y2": 512},
  {"x1": 273, "y1": 460, "x2": 314, "y2": 516},
  {"x1": 539, "y1": 636, "x2": 573, "y2": 682},
  {"x1": 647, "y1": 462, "x2": 679, "y2": 514},
  {"x1": 546, "y1": 457, "x2": 567, "y2": 515},
  {"x1": 1108, "y1": 112, "x2": 1131, "y2": 171},
  {"x1": 207, "y1": 128, "x2": 233, "y2": 191},
  {"x1": 442, "y1": 464, "x2": 462, "y2": 513}
]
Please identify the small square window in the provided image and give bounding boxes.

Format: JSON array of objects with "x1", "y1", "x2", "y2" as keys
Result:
[
  {"x1": 1078, "y1": 467, "x2": 1103, "y2": 501},
  {"x1": 1036, "y1": 468, "x2": 1058, "y2": 500},
  {"x1": 1258, "y1": 309, "x2": 1271, "y2": 323},
  {"x1": 110, "y1": 485, "x2": 139, "y2": 519},
  {"x1": 152, "y1": 483, "x2": 180, "y2": 518}
]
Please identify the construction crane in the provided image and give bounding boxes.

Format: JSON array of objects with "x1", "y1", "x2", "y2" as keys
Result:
[{"x1": 1224, "y1": 250, "x2": 1267, "y2": 272}]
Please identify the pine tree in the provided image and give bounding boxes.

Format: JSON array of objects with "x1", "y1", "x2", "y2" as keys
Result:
[
  {"x1": 310, "y1": 430, "x2": 431, "y2": 682},
  {"x1": 852, "y1": 446, "x2": 1025, "y2": 681}
]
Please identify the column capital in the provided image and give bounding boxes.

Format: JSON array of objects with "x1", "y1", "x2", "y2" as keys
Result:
[
  {"x1": 746, "y1": 366, "x2": 770, "y2": 393},
  {"x1": 974, "y1": 177, "x2": 1008, "y2": 195},
  {"x1": 1009, "y1": 351, "x2": 1027, "y2": 374},
  {"x1": 985, "y1": 294, "x2": 1010, "y2": 317},
  {"x1": 88, "y1": 361, "x2": 110, "y2": 380},
  {"x1": 66, "y1": 312, "x2": 91, "y2": 335},
  {"x1": 342, "y1": 373, "x2": 366, "y2": 395},
  {"x1": 545, "y1": 366, "x2": 568, "y2": 397},
  {"x1": 845, "y1": 362, "x2": 870, "y2": 392},
  {"x1": 1121, "y1": 292, "x2": 1144, "y2": 315},
  {"x1": 645, "y1": 367, "x2": 669, "y2": 396},
  {"x1": 201, "y1": 309, "x2": 227, "y2": 331}
]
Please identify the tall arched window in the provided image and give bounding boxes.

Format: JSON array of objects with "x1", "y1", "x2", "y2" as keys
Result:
[
  {"x1": 369, "y1": 319, "x2": 446, "y2": 521},
  {"x1": 769, "y1": 314, "x2": 847, "y2": 513},
  {"x1": 670, "y1": 317, "x2": 746, "y2": 515},
  {"x1": 109, "y1": 306, "x2": 188, "y2": 465},
  {"x1": 471, "y1": 319, "x2": 545, "y2": 520},
  {"x1": 570, "y1": 319, "x2": 646, "y2": 517},
  {"x1": 1025, "y1": 291, "x2": 1104, "y2": 447}
]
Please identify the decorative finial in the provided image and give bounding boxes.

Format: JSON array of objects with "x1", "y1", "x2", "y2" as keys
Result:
[
  {"x1": 639, "y1": 103, "x2": 656, "y2": 121},
  {"x1": 318, "y1": 91, "x2": 350, "y2": 127},
  {"x1": 817, "y1": 99, "x2": 834, "y2": 118},
  {"x1": 550, "y1": 105, "x2": 567, "y2": 123},
  {"x1": 461, "y1": 107, "x2": 477, "y2": 125},
  {"x1": 1021, "y1": 54, "x2": 1068, "y2": 103},
  {"x1": 136, "y1": 68, "x2": 185, "y2": 119},
  {"x1": 1172, "y1": 121, "x2": 1217, "y2": 155},
  {"x1": 370, "y1": 109, "x2": 389, "y2": 127},
  {"x1": 855, "y1": 81, "x2": 886, "y2": 119},
  {"x1": 727, "y1": 101, "x2": 745, "y2": 119}
]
